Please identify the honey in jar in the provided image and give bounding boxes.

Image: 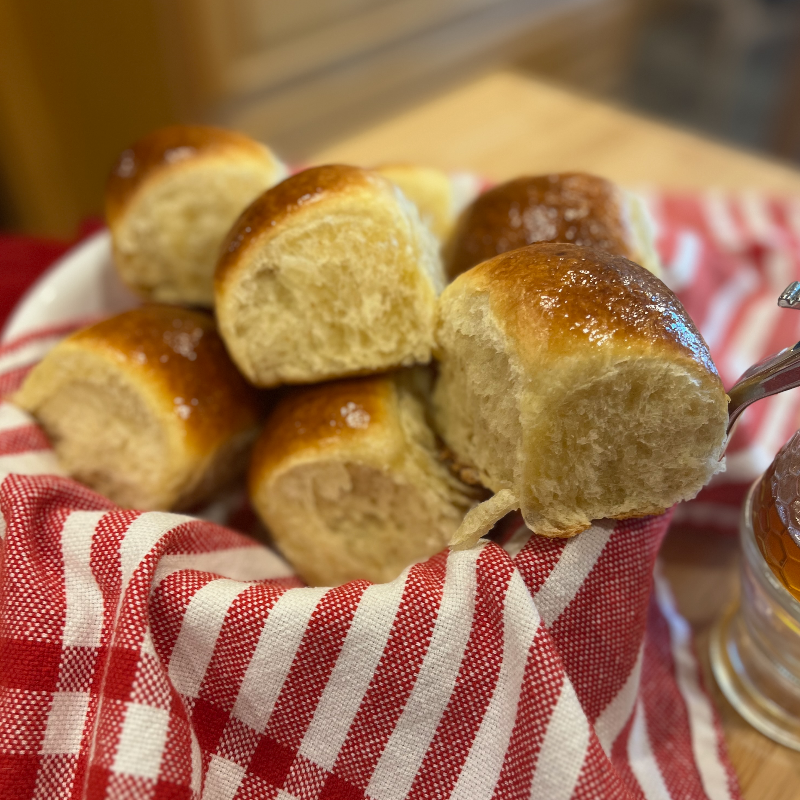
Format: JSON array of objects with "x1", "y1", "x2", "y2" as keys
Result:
[{"x1": 752, "y1": 433, "x2": 800, "y2": 602}]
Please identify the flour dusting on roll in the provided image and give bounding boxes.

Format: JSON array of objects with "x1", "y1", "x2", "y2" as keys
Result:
[
  {"x1": 215, "y1": 164, "x2": 445, "y2": 388},
  {"x1": 434, "y1": 242, "x2": 727, "y2": 538},
  {"x1": 15, "y1": 306, "x2": 263, "y2": 511},
  {"x1": 106, "y1": 125, "x2": 287, "y2": 306},
  {"x1": 249, "y1": 370, "x2": 477, "y2": 586}
]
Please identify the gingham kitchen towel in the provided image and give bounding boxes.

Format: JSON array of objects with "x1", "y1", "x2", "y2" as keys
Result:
[{"x1": 4, "y1": 187, "x2": 800, "y2": 799}]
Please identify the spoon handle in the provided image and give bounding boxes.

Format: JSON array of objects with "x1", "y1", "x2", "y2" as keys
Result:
[
  {"x1": 726, "y1": 282, "x2": 800, "y2": 436},
  {"x1": 727, "y1": 343, "x2": 800, "y2": 435}
]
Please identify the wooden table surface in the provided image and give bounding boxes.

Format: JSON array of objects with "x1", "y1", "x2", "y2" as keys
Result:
[{"x1": 312, "y1": 70, "x2": 800, "y2": 799}]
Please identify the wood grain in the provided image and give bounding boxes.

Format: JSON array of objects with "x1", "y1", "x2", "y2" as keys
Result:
[
  {"x1": 313, "y1": 70, "x2": 800, "y2": 194},
  {"x1": 312, "y1": 71, "x2": 800, "y2": 797},
  {"x1": 661, "y1": 527, "x2": 800, "y2": 800}
]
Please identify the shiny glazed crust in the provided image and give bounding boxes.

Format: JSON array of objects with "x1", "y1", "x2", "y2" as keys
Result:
[
  {"x1": 447, "y1": 172, "x2": 637, "y2": 279},
  {"x1": 105, "y1": 124, "x2": 279, "y2": 226},
  {"x1": 15, "y1": 306, "x2": 264, "y2": 510},
  {"x1": 214, "y1": 164, "x2": 444, "y2": 388},
  {"x1": 465, "y1": 244, "x2": 717, "y2": 372},
  {"x1": 65, "y1": 306, "x2": 263, "y2": 453},
  {"x1": 249, "y1": 376, "x2": 392, "y2": 491}
]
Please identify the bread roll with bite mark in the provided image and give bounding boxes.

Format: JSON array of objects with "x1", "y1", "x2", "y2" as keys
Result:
[
  {"x1": 249, "y1": 370, "x2": 477, "y2": 586},
  {"x1": 215, "y1": 164, "x2": 445, "y2": 388},
  {"x1": 433, "y1": 243, "x2": 727, "y2": 540},
  {"x1": 375, "y1": 164, "x2": 479, "y2": 243},
  {"x1": 15, "y1": 306, "x2": 263, "y2": 511},
  {"x1": 447, "y1": 172, "x2": 661, "y2": 281},
  {"x1": 106, "y1": 125, "x2": 287, "y2": 306}
]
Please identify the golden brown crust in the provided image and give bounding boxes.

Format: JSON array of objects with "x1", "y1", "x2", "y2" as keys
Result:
[
  {"x1": 69, "y1": 305, "x2": 263, "y2": 451},
  {"x1": 448, "y1": 172, "x2": 634, "y2": 279},
  {"x1": 465, "y1": 243, "x2": 719, "y2": 376},
  {"x1": 105, "y1": 124, "x2": 274, "y2": 226},
  {"x1": 248, "y1": 375, "x2": 392, "y2": 491},
  {"x1": 215, "y1": 164, "x2": 377, "y2": 287}
]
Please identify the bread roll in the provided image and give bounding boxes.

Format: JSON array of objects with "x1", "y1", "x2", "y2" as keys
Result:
[
  {"x1": 375, "y1": 164, "x2": 478, "y2": 242},
  {"x1": 433, "y1": 243, "x2": 727, "y2": 539},
  {"x1": 106, "y1": 125, "x2": 287, "y2": 306},
  {"x1": 215, "y1": 164, "x2": 445, "y2": 388},
  {"x1": 15, "y1": 306, "x2": 263, "y2": 511},
  {"x1": 249, "y1": 371, "x2": 476, "y2": 586},
  {"x1": 447, "y1": 172, "x2": 661, "y2": 280}
]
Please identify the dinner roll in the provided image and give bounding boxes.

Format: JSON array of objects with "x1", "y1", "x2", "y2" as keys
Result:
[
  {"x1": 249, "y1": 370, "x2": 476, "y2": 586},
  {"x1": 433, "y1": 243, "x2": 727, "y2": 540},
  {"x1": 375, "y1": 164, "x2": 479, "y2": 242},
  {"x1": 215, "y1": 164, "x2": 445, "y2": 388},
  {"x1": 447, "y1": 172, "x2": 661, "y2": 280},
  {"x1": 15, "y1": 306, "x2": 263, "y2": 511},
  {"x1": 106, "y1": 125, "x2": 287, "y2": 306}
]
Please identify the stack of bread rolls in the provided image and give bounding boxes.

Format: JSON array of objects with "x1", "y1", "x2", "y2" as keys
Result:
[{"x1": 15, "y1": 125, "x2": 729, "y2": 586}]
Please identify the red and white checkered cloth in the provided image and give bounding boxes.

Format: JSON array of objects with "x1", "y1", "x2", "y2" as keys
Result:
[{"x1": 3, "y1": 188, "x2": 800, "y2": 799}]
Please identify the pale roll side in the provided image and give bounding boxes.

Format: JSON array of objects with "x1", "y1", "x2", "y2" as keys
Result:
[
  {"x1": 15, "y1": 306, "x2": 263, "y2": 511},
  {"x1": 374, "y1": 164, "x2": 478, "y2": 244},
  {"x1": 249, "y1": 370, "x2": 476, "y2": 586}
]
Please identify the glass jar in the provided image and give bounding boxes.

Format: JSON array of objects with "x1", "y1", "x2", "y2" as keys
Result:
[{"x1": 710, "y1": 480, "x2": 800, "y2": 749}]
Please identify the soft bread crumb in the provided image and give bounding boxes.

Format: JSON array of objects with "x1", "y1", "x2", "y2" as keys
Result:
[
  {"x1": 433, "y1": 244, "x2": 728, "y2": 538},
  {"x1": 449, "y1": 489, "x2": 519, "y2": 551},
  {"x1": 113, "y1": 155, "x2": 287, "y2": 305},
  {"x1": 216, "y1": 166, "x2": 445, "y2": 387}
]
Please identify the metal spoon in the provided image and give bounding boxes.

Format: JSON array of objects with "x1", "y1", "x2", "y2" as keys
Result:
[{"x1": 726, "y1": 281, "x2": 800, "y2": 436}]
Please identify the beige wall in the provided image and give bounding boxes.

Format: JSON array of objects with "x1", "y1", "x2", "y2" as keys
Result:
[
  {"x1": 0, "y1": 0, "x2": 174, "y2": 235},
  {"x1": 0, "y1": 0, "x2": 640, "y2": 237}
]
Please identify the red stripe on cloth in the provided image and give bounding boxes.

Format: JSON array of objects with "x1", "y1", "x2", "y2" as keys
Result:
[
  {"x1": 0, "y1": 479, "x2": 94, "y2": 642},
  {"x1": 116, "y1": 520, "x2": 260, "y2": 651},
  {"x1": 0, "y1": 753, "x2": 45, "y2": 799},
  {"x1": 772, "y1": 199, "x2": 800, "y2": 253},
  {"x1": 641, "y1": 595, "x2": 729, "y2": 800},
  {"x1": 0, "y1": 425, "x2": 51, "y2": 456},
  {"x1": 608, "y1": 713, "x2": 647, "y2": 800},
  {"x1": 405, "y1": 544, "x2": 514, "y2": 800},
  {"x1": 548, "y1": 515, "x2": 668, "y2": 725},
  {"x1": 193, "y1": 582, "x2": 287, "y2": 747},
  {"x1": 157, "y1": 694, "x2": 201, "y2": 799},
  {"x1": 492, "y1": 626, "x2": 565, "y2": 799},
  {"x1": 150, "y1": 570, "x2": 226, "y2": 667},
  {"x1": 329, "y1": 553, "x2": 448, "y2": 790},
  {"x1": 90, "y1": 510, "x2": 140, "y2": 644},
  {"x1": 573, "y1": 733, "x2": 637, "y2": 800},
  {"x1": 0, "y1": 365, "x2": 34, "y2": 399},
  {"x1": 0, "y1": 320, "x2": 93, "y2": 357},
  {"x1": 264, "y1": 581, "x2": 369, "y2": 752},
  {"x1": 510, "y1": 529, "x2": 566, "y2": 594},
  {"x1": 0, "y1": 477, "x2": 92, "y2": 796}
]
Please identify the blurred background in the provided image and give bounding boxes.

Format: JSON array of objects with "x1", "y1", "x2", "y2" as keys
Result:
[{"x1": 1, "y1": 0, "x2": 800, "y2": 237}]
